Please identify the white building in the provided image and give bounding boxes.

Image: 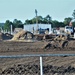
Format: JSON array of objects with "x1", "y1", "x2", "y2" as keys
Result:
[{"x1": 23, "y1": 24, "x2": 52, "y2": 34}]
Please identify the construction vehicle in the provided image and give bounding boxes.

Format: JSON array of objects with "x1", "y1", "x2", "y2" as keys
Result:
[{"x1": 65, "y1": 26, "x2": 74, "y2": 35}]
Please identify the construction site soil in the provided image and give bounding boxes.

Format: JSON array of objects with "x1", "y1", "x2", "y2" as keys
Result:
[{"x1": 0, "y1": 40, "x2": 75, "y2": 75}]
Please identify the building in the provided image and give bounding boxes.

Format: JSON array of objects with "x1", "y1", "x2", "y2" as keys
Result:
[{"x1": 24, "y1": 24, "x2": 52, "y2": 34}]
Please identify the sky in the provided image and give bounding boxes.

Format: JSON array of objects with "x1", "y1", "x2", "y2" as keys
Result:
[{"x1": 0, "y1": 0, "x2": 75, "y2": 23}]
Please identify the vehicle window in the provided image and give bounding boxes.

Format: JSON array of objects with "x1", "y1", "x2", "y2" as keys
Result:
[{"x1": 66, "y1": 27, "x2": 72, "y2": 29}]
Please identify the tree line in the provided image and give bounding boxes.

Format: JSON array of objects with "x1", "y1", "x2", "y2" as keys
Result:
[{"x1": 0, "y1": 10, "x2": 75, "y2": 32}]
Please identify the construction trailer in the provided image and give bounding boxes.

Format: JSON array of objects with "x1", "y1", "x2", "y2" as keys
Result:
[{"x1": 23, "y1": 24, "x2": 52, "y2": 34}]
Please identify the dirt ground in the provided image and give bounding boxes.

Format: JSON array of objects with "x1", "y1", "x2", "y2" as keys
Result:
[{"x1": 0, "y1": 40, "x2": 75, "y2": 75}]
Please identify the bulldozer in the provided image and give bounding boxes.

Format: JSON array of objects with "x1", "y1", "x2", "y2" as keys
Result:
[{"x1": 42, "y1": 34, "x2": 69, "y2": 49}]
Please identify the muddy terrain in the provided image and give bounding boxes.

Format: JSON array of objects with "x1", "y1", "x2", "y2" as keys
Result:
[{"x1": 0, "y1": 40, "x2": 75, "y2": 75}]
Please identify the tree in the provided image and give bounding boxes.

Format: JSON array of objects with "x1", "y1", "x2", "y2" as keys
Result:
[
  {"x1": 4, "y1": 20, "x2": 12, "y2": 31},
  {"x1": 13, "y1": 19, "x2": 23, "y2": 28},
  {"x1": 25, "y1": 16, "x2": 44, "y2": 24},
  {"x1": 24, "y1": 15, "x2": 52, "y2": 24},
  {"x1": 25, "y1": 19, "x2": 32, "y2": 24},
  {"x1": 59, "y1": 22, "x2": 65, "y2": 27},
  {"x1": 37, "y1": 16, "x2": 43, "y2": 23},
  {"x1": 72, "y1": 22, "x2": 75, "y2": 27},
  {"x1": 72, "y1": 10, "x2": 75, "y2": 19},
  {"x1": 52, "y1": 20, "x2": 65, "y2": 28},
  {"x1": 44, "y1": 15, "x2": 52, "y2": 24},
  {"x1": 63, "y1": 17, "x2": 72, "y2": 25},
  {"x1": 32, "y1": 18, "x2": 36, "y2": 24},
  {"x1": 52, "y1": 20, "x2": 59, "y2": 27}
]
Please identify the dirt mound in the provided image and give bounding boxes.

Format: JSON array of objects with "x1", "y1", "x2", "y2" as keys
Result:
[
  {"x1": 3, "y1": 33, "x2": 13, "y2": 40},
  {"x1": 1, "y1": 64, "x2": 75, "y2": 75},
  {"x1": 11, "y1": 30, "x2": 26, "y2": 40},
  {"x1": 11, "y1": 30, "x2": 33, "y2": 41},
  {"x1": 0, "y1": 33, "x2": 13, "y2": 40}
]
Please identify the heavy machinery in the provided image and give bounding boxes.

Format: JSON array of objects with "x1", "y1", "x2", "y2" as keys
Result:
[
  {"x1": 11, "y1": 29, "x2": 69, "y2": 49},
  {"x1": 42, "y1": 34, "x2": 69, "y2": 49},
  {"x1": 65, "y1": 26, "x2": 74, "y2": 35}
]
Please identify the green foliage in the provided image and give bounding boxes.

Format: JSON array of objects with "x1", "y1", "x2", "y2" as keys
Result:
[
  {"x1": 25, "y1": 15, "x2": 52, "y2": 24},
  {"x1": 72, "y1": 10, "x2": 75, "y2": 19},
  {"x1": 44, "y1": 15, "x2": 52, "y2": 24},
  {"x1": 13, "y1": 19, "x2": 23, "y2": 28},
  {"x1": 3, "y1": 19, "x2": 23, "y2": 31},
  {"x1": 37, "y1": 16, "x2": 43, "y2": 23},
  {"x1": 52, "y1": 20, "x2": 65, "y2": 28},
  {"x1": 72, "y1": 22, "x2": 75, "y2": 27},
  {"x1": 4, "y1": 20, "x2": 12, "y2": 31},
  {"x1": 63, "y1": 17, "x2": 72, "y2": 25}
]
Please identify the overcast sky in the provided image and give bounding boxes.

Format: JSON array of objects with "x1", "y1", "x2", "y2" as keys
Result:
[{"x1": 0, "y1": 0, "x2": 75, "y2": 23}]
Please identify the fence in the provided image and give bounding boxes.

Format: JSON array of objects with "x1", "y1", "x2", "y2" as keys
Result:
[{"x1": 0, "y1": 54, "x2": 75, "y2": 75}]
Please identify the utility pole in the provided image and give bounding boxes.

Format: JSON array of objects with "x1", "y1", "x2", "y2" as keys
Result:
[
  {"x1": 35, "y1": 9, "x2": 39, "y2": 34},
  {"x1": 35, "y1": 9, "x2": 38, "y2": 24}
]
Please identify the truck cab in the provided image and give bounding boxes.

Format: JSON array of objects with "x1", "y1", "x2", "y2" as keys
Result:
[{"x1": 65, "y1": 26, "x2": 74, "y2": 35}]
